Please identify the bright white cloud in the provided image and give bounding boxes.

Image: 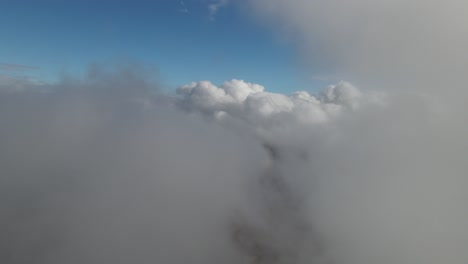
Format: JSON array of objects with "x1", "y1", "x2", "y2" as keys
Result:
[{"x1": 177, "y1": 79, "x2": 376, "y2": 130}]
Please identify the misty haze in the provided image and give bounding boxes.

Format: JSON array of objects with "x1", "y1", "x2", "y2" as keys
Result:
[{"x1": 1, "y1": 1, "x2": 468, "y2": 263}]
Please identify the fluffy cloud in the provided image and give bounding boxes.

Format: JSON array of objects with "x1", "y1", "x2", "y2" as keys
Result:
[{"x1": 177, "y1": 79, "x2": 375, "y2": 130}]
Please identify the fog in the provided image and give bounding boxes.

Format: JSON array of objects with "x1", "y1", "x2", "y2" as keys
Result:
[
  {"x1": 0, "y1": 67, "x2": 270, "y2": 263},
  {"x1": 246, "y1": 0, "x2": 468, "y2": 263},
  {"x1": 2, "y1": 1, "x2": 468, "y2": 263}
]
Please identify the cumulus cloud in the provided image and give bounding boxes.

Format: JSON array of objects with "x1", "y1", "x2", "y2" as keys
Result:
[{"x1": 177, "y1": 79, "x2": 377, "y2": 131}]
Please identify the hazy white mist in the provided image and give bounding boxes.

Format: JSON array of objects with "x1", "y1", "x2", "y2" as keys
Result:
[{"x1": 2, "y1": 1, "x2": 468, "y2": 263}]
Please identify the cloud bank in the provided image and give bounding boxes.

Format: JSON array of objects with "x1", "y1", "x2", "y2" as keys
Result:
[
  {"x1": 0, "y1": 68, "x2": 272, "y2": 264},
  {"x1": 4, "y1": 65, "x2": 467, "y2": 264},
  {"x1": 243, "y1": 0, "x2": 468, "y2": 263}
]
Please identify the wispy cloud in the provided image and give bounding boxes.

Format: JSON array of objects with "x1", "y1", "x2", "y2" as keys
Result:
[
  {"x1": 208, "y1": 0, "x2": 228, "y2": 20},
  {"x1": 0, "y1": 63, "x2": 39, "y2": 72},
  {"x1": 0, "y1": 63, "x2": 44, "y2": 90},
  {"x1": 179, "y1": 1, "x2": 190, "y2": 14}
]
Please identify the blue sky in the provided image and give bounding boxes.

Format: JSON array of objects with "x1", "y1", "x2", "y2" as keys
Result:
[{"x1": 1, "y1": 0, "x2": 327, "y2": 93}]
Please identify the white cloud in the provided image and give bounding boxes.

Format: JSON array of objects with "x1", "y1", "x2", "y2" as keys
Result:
[
  {"x1": 3, "y1": 0, "x2": 468, "y2": 261},
  {"x1": 177, "y1": 79, "x2": 376, "y2": 130}
]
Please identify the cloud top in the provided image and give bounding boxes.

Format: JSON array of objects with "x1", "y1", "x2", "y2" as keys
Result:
[{"x1": 177, "y1": 79, "x2": 376, "y2": 130}]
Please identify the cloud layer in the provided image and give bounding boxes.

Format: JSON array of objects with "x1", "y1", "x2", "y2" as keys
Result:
[
  {"x1": 2, "y1": 62, "x2": 468, "y2": 264},
  {"x1": 0, "y1": 68, "x2": 275, "y2": 264},
  {"x1": 244, "y1": 1, "x2": 468, "y2": 263},
  {"x1": 2, "y1": 1, "x2": 468, "y2": 263}
]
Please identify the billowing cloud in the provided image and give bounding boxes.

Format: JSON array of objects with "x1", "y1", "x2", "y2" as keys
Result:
[{"x1": 177, "y1": 79, "x2": 378, "y2": 131}]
